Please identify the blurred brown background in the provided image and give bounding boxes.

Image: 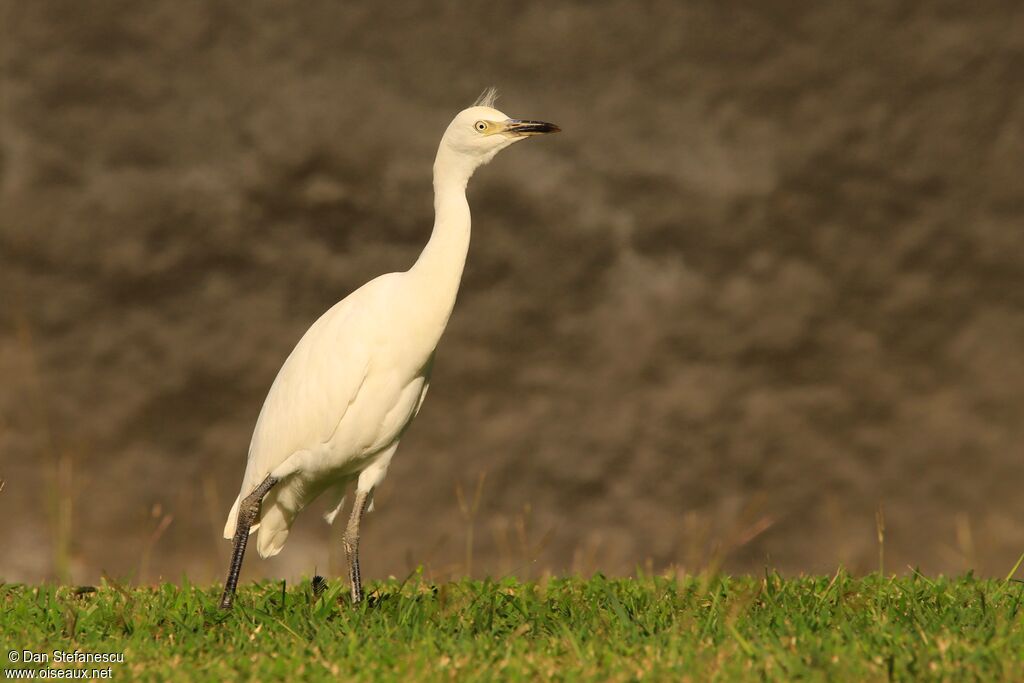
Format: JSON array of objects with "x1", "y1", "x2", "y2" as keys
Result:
[{"x1": 1, "y1": 1, "x2": 1023, "y2": 585}]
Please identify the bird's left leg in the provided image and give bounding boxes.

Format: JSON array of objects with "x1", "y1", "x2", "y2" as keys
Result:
[
  {"x1": 342, "y1": 489, "x2": 371, "y2": 604},
  {"x1": 219, "y1": 475, "x2": 278, "y2": 610},
  {"x1": 342, "y1": 447, "x2": 394, "y2": 604}
]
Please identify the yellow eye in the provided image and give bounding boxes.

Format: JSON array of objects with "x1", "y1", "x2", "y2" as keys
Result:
[{"x1": 474, "y1": 121, "x2": 488, "y2": 132}]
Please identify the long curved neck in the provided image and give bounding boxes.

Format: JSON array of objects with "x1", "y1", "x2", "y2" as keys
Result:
[{"x1": 408, "y1": 144, "x2": 475, "y2": 333}]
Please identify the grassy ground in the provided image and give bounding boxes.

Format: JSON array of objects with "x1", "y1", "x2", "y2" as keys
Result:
[{"x1": 2, "y1": 572, "x2": 1023, "y2": 681}]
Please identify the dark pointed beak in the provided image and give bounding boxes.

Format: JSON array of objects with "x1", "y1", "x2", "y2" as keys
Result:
[{"x1": 504, "y1": 119, "x2": 561, "y2": 137}]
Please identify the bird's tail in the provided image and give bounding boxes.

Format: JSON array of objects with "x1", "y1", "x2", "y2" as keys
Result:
[
  {"x1": 255, "y1": 501, "x2": 292, "y2": 557},
  {"x1": 222, "y1": 495, "x2": 261, "y2": 539},
  {"x1": 223, "y1": 496, "x2": 241, "y2": 539},
  {"x1": 222, "y1": 478, "x2": 319, "y2": 557}
]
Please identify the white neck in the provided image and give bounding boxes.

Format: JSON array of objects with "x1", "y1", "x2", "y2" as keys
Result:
[{"x1": 408, "y1": 143, "x2": 476, "y2": 335}]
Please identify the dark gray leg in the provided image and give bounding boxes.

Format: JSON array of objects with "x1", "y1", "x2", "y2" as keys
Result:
[
  {"x1": 343, "y1": 490, "x2": 371, "y2": 604},
  {"x1": 219, "y1": 475, "x2": 278, "y2": 610}
]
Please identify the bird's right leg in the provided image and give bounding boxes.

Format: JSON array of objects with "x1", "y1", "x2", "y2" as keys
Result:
[
  {"x1": 219, "y1": 475, "x2": 278, "y2": 610},
  {"x1": 342, "y1": 489, "x2": 371, "y2": 604}
]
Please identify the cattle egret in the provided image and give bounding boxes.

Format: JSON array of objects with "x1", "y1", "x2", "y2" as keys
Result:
[{"x1": 219, "y1": 91, "x2": 560, "y2": 609}]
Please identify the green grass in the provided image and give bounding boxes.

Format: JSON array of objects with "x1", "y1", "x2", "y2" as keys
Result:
[{"x1": 2, "y1": 572, "x2": 1023, "y2": 681}]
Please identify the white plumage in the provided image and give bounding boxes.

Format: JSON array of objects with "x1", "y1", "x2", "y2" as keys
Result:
[
  {"x1": 218, "y1": 94, "x2": 559, "y2": 607},
  {"x1": 222, "y1": 274, "x2": 417, "y2": 557}
]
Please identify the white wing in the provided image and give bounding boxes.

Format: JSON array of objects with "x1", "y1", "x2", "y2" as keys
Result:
[{"x1": 223, "y1": 273, "x2": 397, "y2": 537}]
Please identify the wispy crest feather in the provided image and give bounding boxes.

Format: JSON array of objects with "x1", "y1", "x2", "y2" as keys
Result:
[{"x1": 473, "y1": 87, "x2": 499, "y2": 108}]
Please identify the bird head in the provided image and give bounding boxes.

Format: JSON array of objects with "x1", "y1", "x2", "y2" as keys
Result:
[{"x1": 437, "y1": 91, "x2": 560, "y2": 176}]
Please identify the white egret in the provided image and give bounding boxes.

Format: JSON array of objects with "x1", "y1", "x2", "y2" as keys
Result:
[{"x1": 219, "y1": 91, "x2": 560, "y2": 609}]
